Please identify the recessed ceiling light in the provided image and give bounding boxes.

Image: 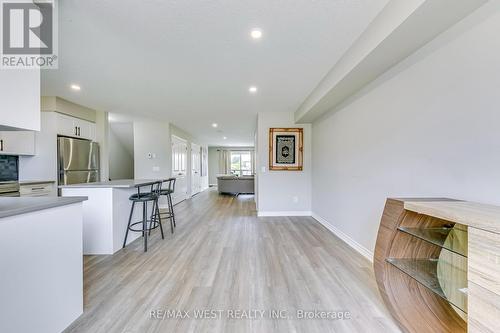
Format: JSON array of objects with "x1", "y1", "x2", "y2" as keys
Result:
[
  {"x1": 70, "y1": 84, "x2": 81, "y2": 91},
  {"x1": 250, "y1": 29, "x2": 262, "y2": 40},
  {"x1": 223, "y1": 136, "x2": 227, "y2": 140},
  {"x1": 212, "y1": 123, "x2": 218, "y2": 128},
  {"x1": 249, "y1": 86, "x2": 258, "y2": 94}
]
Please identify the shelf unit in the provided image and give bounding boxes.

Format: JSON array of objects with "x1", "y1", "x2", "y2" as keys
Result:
[
  {"x1": 375, "y1": 198, "x2": 500, "y2": 332},
  {"x1": 387, "y1": 222, "x2": 468, "y2": 316},
  {"x1": 387, "y1": 256, "x2": 467, "y2": 313},
  {"x1": 374, "y1": 198, "x2": 469, "y2": 333},
  {"x1": 397, "y1": 226, "x2": 467, "y2": 257}
]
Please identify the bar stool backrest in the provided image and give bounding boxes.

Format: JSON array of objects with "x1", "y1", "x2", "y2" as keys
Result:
[
  {"x1": 167, "y1": 177, "x2": 176, "y2": 193},
  {"x1": 135, "y1": 181, "x2": 162, "y2": 197},
  {"x1": 151, "y1": 181, "x2": 162, "y2": 197},
  {"x1": 160, "y1": 178, "x2": 175, "y2": 194}
]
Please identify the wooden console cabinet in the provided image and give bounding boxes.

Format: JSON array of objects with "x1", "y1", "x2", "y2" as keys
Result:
[{"x1": 374, "y1": 198, "x2": 500, "y2": 333}]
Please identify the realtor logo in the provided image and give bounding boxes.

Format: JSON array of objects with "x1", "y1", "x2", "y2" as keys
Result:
[{"x1": 1, "y1": 0, "x2": 58, "y2": 69}]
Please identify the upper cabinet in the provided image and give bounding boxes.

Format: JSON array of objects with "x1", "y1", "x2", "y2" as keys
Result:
[
  {"x1": 0, "y1": 70, "x2": 40, "y2": 131},
  {"x1": 56, "y1": 113, "x2": 96, "y2": 141},
  {"x1": 0, "y1": 131, "x2": 36, "y2": 155}
]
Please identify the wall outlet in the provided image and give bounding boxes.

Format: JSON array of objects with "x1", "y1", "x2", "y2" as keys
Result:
[{"x1": 152, "y1": 166, "x2": 160, "y2": 172}]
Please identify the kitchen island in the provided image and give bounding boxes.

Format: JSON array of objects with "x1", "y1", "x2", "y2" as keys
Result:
[
  {"x1": 60, "y1": 179, "x2": 166, "y2": 255},
  {"x1": 0, "y1": 196, "x2": 87, "y2": 333}
]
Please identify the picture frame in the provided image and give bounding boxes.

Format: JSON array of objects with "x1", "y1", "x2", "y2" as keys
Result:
[{"x1": 269, "y1": 128, "x2": 303, "y2": 171}]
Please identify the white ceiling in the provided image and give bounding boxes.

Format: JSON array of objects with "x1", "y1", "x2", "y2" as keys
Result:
[{"x1": 41, "y1": 0, "x2": 389, "y2": 146}]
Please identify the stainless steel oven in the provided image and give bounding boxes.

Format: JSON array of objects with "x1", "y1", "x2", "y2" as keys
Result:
[
  {"x1": 0, "y1": 181, "x2": 20, "y2": 197},
  {"x1": 0, "y1": 155, "x2": 20, "y2": 196}
]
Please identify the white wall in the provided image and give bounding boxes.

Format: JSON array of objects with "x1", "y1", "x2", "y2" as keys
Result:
[
  {"x1": 257, "y1": 112, "x2": 311, "y2": 215},
  {"x1": 134, "y1": 121, "x2": 171, "y2": 179},
  {"x1": 109, "y1": 125, "x2": 134, "y2": 180},
  {"x1": 0, "y1": 70, "x2": 40, "y2": 131},
  {"x1": 311, "y1": 8, "x2": 500, "y2": 255},
  {"x1": 208, "y1": 147, "x2": 218, "y2": 185},
  {"x1": 19, "y1": 112, "x2": 58, "y2": 182},
  {"x1": 95, "y1": 111, "x2": 109, "y2": 182}
]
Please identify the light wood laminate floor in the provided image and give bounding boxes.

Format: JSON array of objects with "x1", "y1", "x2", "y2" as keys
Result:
[{"x1": 64, "y1": 189, "x2": 400, "y2": 333}]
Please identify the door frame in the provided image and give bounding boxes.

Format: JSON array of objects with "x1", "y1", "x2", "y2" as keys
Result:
[
  {"x1": 171, "y1": 135, "x2": 188, "y2": 204},
  {"x1": 190, "y1": 142, "x2": 201, "y2": 196}
]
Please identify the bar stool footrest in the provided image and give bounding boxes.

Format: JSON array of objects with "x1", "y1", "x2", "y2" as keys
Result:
[{"x1": 127, "y1": 220, "x2": 162, "y2": 233}]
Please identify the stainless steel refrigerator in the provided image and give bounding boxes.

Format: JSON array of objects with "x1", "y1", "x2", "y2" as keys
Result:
[{"x1": 58, "y1": 137, "x2": 100, "y2": 185}]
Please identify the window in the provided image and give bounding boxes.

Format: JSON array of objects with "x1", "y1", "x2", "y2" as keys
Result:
[{"x1": 230, "y1": 151, "x2": 253, "y2": 176}]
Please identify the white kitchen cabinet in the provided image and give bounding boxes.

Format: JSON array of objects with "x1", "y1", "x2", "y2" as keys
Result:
[
  {"x1": 20, "y1": 182, "x2": 56, "y2": 197},
  {"x1": 56, "y1": 113, "x2": 96, "y2": 141},
  {"x1": 0, "y1": 200, "x2": 84, "y2": 333},
  {"x1": 0, "y1": 131, "x2": 36, "y2": 155},
  {"x1": 76, "y1": 118, "x2": 95, "y2": 141},
  {"x1": 0, "y1": 69, "x2": 40, "y2": 131},
  {"x1": 56, "y1": 113, "x2": 76, "y2": 137}
]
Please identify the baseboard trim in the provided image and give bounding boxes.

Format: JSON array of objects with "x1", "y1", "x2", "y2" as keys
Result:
[
  {"x1": 257, "y1": 211, "x2": 312, "y2": 217},
  {"x1": 312, "y1": 213, "x2": 374, "y2": 263}
]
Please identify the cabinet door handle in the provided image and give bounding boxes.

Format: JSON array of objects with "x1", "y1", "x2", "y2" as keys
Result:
[
  {"x1": 74, "y1": 127, "x2": 77, "y2": 135},
  {"x1": 77, "y1": 127, "x2": 80, "y2": 136},
  {"x1": 0, "y1": 139, "x2": 3, "y2": 151}
]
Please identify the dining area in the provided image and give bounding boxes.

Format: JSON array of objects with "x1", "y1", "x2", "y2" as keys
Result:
[{"x1": 60, "y1": 178, "x2": 177, "y2": 254}]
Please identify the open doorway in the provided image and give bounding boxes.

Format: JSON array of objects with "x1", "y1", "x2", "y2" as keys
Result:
[{"x1": 108, "y1": 115, "x2": 134, "y2": 180}]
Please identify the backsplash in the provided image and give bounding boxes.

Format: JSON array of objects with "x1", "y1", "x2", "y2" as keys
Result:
[{"x1": 0, "y1": 155, "x2": 19, "y2": 181}]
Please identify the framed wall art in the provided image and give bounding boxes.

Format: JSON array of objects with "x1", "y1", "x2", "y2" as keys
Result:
[{"x1": 269, "y1": 128, "x2": 303, "y2": 171}]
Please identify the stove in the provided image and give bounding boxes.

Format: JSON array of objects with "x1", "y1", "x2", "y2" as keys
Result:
[
  {"x1": 0, "y1": 155, "x2": 19, "y2": 196},
  {"x1": 0, "y1": 181, "x2": 20, "y2": 197}
]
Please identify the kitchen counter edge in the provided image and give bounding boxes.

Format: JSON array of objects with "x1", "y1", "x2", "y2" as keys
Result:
[{"x1": 0, "y1": 196, "x2": 88, "y2": 219}]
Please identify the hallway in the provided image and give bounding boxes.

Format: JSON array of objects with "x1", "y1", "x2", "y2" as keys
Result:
[{"x1": 65, "y1": 189, "x2": 399, "y2": 333}]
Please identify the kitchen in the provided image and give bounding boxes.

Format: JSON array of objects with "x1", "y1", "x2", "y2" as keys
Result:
[
  {"x1": 0, "y1": 92, "x2": 122, "y2": 333},
  {"x1": 0, "y1": 64, "x2": 213, "y2": 332},
  {"x1": 0, "y1": 70, "x2": 208, "y2": 332}
]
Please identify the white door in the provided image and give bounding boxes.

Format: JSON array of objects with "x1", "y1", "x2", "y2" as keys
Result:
[
  {"x1": 191, "y1": 143, "x2": 201, "y2": 196},
  {"x1": 171, "y1": 135, "x2": 188, "y2": 204}
]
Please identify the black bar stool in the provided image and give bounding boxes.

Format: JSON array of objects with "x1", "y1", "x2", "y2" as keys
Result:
[
  {"x1": 123, "y1": 181, "x2": 164, "y2": 252},
  {"x1": 155, "y1": 178, "x2": 176, "y2": 231}
]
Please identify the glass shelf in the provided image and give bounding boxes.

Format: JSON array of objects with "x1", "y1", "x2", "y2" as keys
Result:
[
  {"x1": 398, "y1": 226, "x2": 468, "y2": 257},
  {"x1": 387, "y1": 258, "x2": 468, "y2": 313}
]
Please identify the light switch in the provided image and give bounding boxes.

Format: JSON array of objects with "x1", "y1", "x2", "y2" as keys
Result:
[
  {"x1": 153, "y1": 166, "x2": 160, "y2": 172},
  {"x1": 261, "y1": 166, "x2": 266, "y2": 173}
]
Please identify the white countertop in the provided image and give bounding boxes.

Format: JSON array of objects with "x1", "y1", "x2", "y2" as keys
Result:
[
  {"x1": 59, "y1": 179, "x2": 167, "y2": 189},
  {"x1": 0, "y1": 196, "x2": 87, "y2": 219}
]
